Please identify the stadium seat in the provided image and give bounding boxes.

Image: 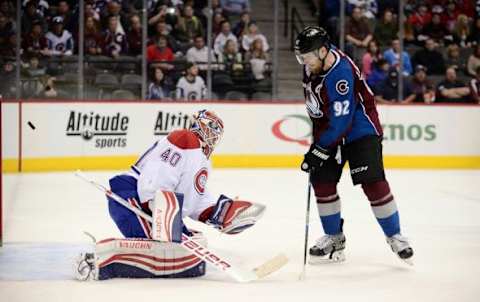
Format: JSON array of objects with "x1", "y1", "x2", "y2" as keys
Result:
[
  {"x1": 112, "y1": 89, "x2": 137, "y2": 100},
  {"x1": 225, "y1": 90, "x2": 248, "y2": 100}
]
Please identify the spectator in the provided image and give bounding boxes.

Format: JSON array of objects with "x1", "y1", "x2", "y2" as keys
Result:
[
  {"x1": 212, "y1": 12, "x2": 226, "y2": 36},
  {"x1": 407, "y1": 64, "x2": 435, "y2": 103},
  {"x1": 383, "y1": 38, "x2": 413, "y2": 75},
  {"x1": 361, "y1": 40, "x2": 382, "y2": 78},
  {"x1": 21, "y1": 20, "x2": 49, "y2": 58},
  {"x1": 451, "y1": 14, "x2": 470, "y2": 47},
  {"x1": 148, "y1": 4, "x2": 168, "y2": 28},
  {"x1": 469, "y1": 66, "x2": 480, "y2": 104},
  {"x1": 0, "y1": 0, "x2": 15, "y2": 18},
  {"x1": 23, "y1": 55, "x2": 46, "y2": 78},
  {"x1": 21, "y1": 1, "x2": 45, "y2": 33},
  {"x1": 407, "y1": 3, "x2": 431, "y2": 35},
  {"x1": 241, "y1": 21, "x2": 269, "y2": 53},
  {"x1": 445, "y1": 43, "x2": 466, "y2": 72},
  {"x1": 84, "y1": 15, "x2": 102, "y2": 56},
  {"x1": 220, "y1": 0, "x2": 250, "y2": 16},
  {"x1": 174, "y1": 5, "x2": 204, "y2": 47},
  {"x1": 214, "y1": 20, "x2": 237, "y2": 56},
  {"x1": 186, "y1": 35, "x2": 216, "y2": 71},
  {"x1": 147, "y1": 35, "x2": 174, "y2": 72},
  {"x1": 85, "y1": 2, "x2": 100, "y2": 21},
  {"x1": 176, "y1": 62, "x2": 206, "y2": 100},
  {"x1": 147, "y1": 67, "x2": 170, "y2": 99},
  {"x1": 56, "y1": 1, "x2": 75, "y2": 33},
  {"x1": 0, "y1": 11, "x2": 15, "y2": 57},
  {"x1": 218, "y1": 38, "x2": 243, "y2": 74},
  {"x1": 412, "y1": 38, "x2": 446, "y2": 75},
  {"x1": 245, "y1": 38, "x2": 270, "y2": 80},
  {"x1": 127, "y1": 14, "x2": 142, "y2": 56},
  {"x1": 467, "y1": 44, "x2": 480, "y2": 77},
  {"x1": 345, "y1": 6, "x2": 373, "y2": 59},
  {"x1": 100, "y1": 15, "x2": 127, "y2": 58},
  {"x1": 101, "y1": 0, "x2": 126, "y2": 34},
  {"x1": 367, "y1": 58, "x2": 389, "y2": 90},
  {"x1": 374, "y1": 67, "x2": 416, "y2": 104},
  {"x1": 442, "y1": 0, "x2": 460, "y2": 33},
  {"x1": 374, "y1": 9, "x2": 398, "y2": 47},
  {"x1": 0, "y1": 60, "x2": 15, "y2": 98},
  {"x1": 347, "y1": 0, "x2": 378, "y2": 20},
  {"x1": 422, "y1": 13, "x2": 447, "y2": 43},
  {"x1": 151, "y1": 20, "x2": 180, "y2": 54},
  {"x1": 468, "y1": 18, "x2": 480, "y2": 46},
  {"x1": 46, "y1": 16, "x2": 74, "y2": 56},
  {"x1": 436, "y1": 67, "x2": 471, "y2": 103},
  {"x1": 233, "y1": 11, "x2": 250, "y2": 38}
]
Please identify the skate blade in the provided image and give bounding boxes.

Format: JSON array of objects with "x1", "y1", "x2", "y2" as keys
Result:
[{"x1": 309, "y1": 251, "x2": 345, "y2": 265}]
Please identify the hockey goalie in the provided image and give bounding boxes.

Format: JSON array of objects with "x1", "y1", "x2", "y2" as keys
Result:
[{"x1": 75, "y1": 110, "x2": 266, "y2": 281}]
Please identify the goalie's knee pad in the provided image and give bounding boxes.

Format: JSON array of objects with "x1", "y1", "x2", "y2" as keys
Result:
[
  {"x1": 94, "y1": 232, "x2": 207, "y2": 280},
  {"x1": 150, "y1": 190, "x2": 184, "y2": 242},
  {"x1": 202, "y1": 195, "x2": 266, "y2": 235}
]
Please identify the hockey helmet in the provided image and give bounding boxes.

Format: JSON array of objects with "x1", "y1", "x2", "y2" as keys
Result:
[
  {"x1": 190, "y1": 110, "x2": 224, "y2": 156},
  {"x1": 294, "y1": 26, "x2": 330, "y2": 64}
]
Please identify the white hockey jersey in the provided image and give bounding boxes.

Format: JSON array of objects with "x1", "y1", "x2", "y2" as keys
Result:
[
  {"x1": 130, "y1": 129, "x2": 216, "y2": 220},
  {"x1": 46, "y1": 30, "x2": 74, "y2": 56},
  {"x1": 176, "y1": 76, "x2": 206, "y2": 101}
]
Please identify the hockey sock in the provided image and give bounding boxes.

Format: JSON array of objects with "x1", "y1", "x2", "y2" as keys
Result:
[
  {"x1": 362, "y1": 181, "x2": 401, "y2": 237},
  {"x1": 313, "y1": 183, "x2": 342, "y2": 235}
]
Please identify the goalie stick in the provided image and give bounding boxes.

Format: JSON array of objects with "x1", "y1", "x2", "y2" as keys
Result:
[{"x1": 75, "y1": 170, "x2": 288, "y2": 283}]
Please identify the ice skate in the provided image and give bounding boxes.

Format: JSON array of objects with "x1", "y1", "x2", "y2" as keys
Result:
[
  {"x1": 387, "y1": 234, "x2": 414, "y2": 265},
  {"x1": 74, "y1": 252, "x2": 98, "y2": 281},
  {"x1": 309, "y1": 233, "x2": 346, "y2": 264}
]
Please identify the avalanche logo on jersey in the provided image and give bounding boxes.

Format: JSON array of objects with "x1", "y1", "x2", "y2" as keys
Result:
[
  {"x1": 305, "y1": 82, "x2": 323, "y2": 118},
  {"x1": 194, "y1": 168, "x2": 208, "y2": 194},
  {"x1": 335, "y1": 80, "x2": 349, "y2": 95}
]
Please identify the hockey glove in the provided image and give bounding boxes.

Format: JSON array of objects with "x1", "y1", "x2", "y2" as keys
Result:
[{"x1": 301, "y1": 144, "x2": 330, "y2": 172}]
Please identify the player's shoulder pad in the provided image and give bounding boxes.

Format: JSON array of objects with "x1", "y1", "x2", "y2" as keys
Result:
[
  {"x1": 167, "y1": 129, "x2": 201, "y2": 150},
  {"x1": 327, "y1": 58, "x2": 354, "y2": 97}
]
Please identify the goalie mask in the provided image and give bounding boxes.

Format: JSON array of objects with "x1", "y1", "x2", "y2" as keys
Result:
[{"x1": 190, "y1": 110, "x2": 224, "y2": 158}]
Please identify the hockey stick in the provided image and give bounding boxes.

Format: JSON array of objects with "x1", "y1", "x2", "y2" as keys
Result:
[
  {"x1": 75, "y1": 170, "x2": 288, "y2": 283},
  {"x1": 299, "y1": 173, "x2": 312, "y2": 280}
]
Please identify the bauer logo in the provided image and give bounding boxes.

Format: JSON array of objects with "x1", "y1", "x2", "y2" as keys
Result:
[
  {"x1": 65, "y1": 111, "x2": 129, "y2": 148},
  {"x1": 271, "y1": 114, "x2": 312, "y2": 146},
  {"x1": 154, "y1": 111, "x2": 193, "y2": 136}
]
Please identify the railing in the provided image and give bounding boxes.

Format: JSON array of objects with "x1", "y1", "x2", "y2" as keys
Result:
[{"x1": 282, "y1": 0, "x2": 307, "y2": 51}]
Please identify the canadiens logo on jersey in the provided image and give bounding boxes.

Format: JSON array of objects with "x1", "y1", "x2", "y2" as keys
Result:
[
  {"x1": 304, "y1": 81, "x2": 323, "y2": 118},
  {"x1": 194, "y1": 168, "x2": 208, "y2": 194}
]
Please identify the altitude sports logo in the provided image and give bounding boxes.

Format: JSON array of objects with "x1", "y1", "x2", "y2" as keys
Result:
[
  {"x1": 154, "y1": 111, "x2": 193, "y2": 136},
  {"x1": 271, "y1": 114, "x2": 312, "y2": 146},
  {"x1": 66, "y1": 111, "x2": 129, "y2": 148}
]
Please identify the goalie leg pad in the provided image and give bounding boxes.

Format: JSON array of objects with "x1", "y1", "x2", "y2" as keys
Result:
[
  {"x1": 150, "y1": 191, "x2": 184, "y2": 243},
  {"x1": 108, "y1": 175, "x2": 152, "y2": 238},
  {"x1": 206, "y1": 195, "x2": 266, "y2": 234},
  {"x1": 94, "y1": 233, "x2": 207, "y2": 280}
]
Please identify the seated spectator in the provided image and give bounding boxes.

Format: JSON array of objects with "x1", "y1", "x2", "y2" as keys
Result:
[
  {"x1": 0, "y1": 11, "x2": 15, "y2": 49},
  {"x1": 407, "y1": 65, "x2": 435, "y2": 103},
  {"x1": 233, "y1": 11, "x2": 251, "y2": 38},
  {"x1": 218, "y1": 39, "x2": 243, "y2": 75},
  {"x1": 412, "y1": 38, "x2": 446, "y2": 75},
  {"x1": 186, "y1": 35, "x2": 217, "y2": 71},
  {"x1": 152, "y1": 20, "x2": 180, "y2": 53},
  {"x1": 367, "y1": 58, "x2": 389, "y2": 90},
  {"x1": 469, "y1": 66, "x2": 480, "y2": 104},
  {"x1": 127, "y1": 14, "x2": 142, "y2": 56},
  {"x1": 176, "y1": 62, "x2": 206, "y2": 101},
  {"x1": 220, "y1": 0, "x2": 250, "y2": 17},
  {"x1": 241, "y1": 21, "x2": 269, "y2": 53},
  {"x1": 407, "y1": 3, "x2": 431, "y2": 36},
  {"x1": 422, "y1": 13, "x2": 447, "y2": 44},
  {"x1": 0, "y1": 0, "x2": 15, "y2": 18},
  {"x1": 23, "y1": 56, "x2": 46, "y2": 78},
  {"x1": 21, "y1": 20, "x2": 48, "y2": 59},
  {"x1": 147, "y1": 35, "x2": 175, "y2": 72},
  {"x1": 214, "y1": 20, "x2": 238, "y2": 56},
  {"x1": 101, "y1": 0, "x2": 127, "y2": 34},
  {"x1": 46, "y1": 16, "x2": 74, "y2": 56},
  {"x1": 84, "y1": 15, "x2": 102, "y2": 56},
  {"x1": 56, "y1": 1, "x2": 75, "y2": 33},
  {"x1": 21, "y1": 1, "x2": 45, "y2": 33},
  {"x1": 451, "y1": 14, "x2": 470, "y2": 47},
  {"x1": 345, "y1": 6, "x2": 373, "y2": 58},
  {"x1": 245, "y1": 38, "x2": 270, "y2": 80},
  {"x1": 347, "y1": 0, "x2": 378, "y2": 21},
  {"x1": 374, "y1": 9, "x2": 398, "y2": 47},
  {"x1": 374, "y1": 67, "x2": 416, "y2": 104},
  {"x1": 467, "y1": 44, "x2": 480, "y2": 77},
  {"x1": 0, "y1": 60, "x2": 15, "y2": 98},
  {"x1": 445, "y1": 43, "x2": 466, "y2": 72},
  {"x1": 147, "y1": 67, "x2": 170, "y2": 99},
  {"x1": 100, "y1": 15, "x2": 128, "y2": 58},
  {"x1": 383, "y1": 38, "x2": 413, "y2": 75},
  {"x1": 174, "y1": 5, "x2": 204, "y2": 47},
  {"x1": 468, "y1": 18, "x2": 480, "y2": 46},
  {"x1": 362, "y1": 40, "x2": 382, "y2": 78},
  {"x1": 212, "y1": 12, "x2": 226, "y2": 36},
  {"x1": 442, "y1": 0, "x2": 460, "y2": 33},
  {"x1": 436, "y1": 67, "x2": 471, "y2": 103},
  {"x1": 148, "y1": 4, "x2": 168, "y2": 29}
]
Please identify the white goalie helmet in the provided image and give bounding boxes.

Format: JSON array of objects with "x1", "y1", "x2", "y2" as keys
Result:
[{"x1": 190, "y1": 110, "x2": 224, "y2": 157}]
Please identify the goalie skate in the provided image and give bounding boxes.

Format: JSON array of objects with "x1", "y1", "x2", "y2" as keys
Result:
[
  {"x1": 308, "y1": 233, "x2": 346, "y2": 264},
  {"x1": 74, "y1": 252, "x2": 98, "y2": 281},
  {"x1": 387, "y1": 234, "x2": 414, "y2": 265}
]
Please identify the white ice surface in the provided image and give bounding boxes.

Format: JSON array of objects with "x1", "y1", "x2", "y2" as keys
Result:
[{"x1": 1, "y1": 169, "x2": 479, "y2": 302}]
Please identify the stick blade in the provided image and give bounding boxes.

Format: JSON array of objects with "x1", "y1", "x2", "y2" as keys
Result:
[{"x1": 253, "y1": 253, "x2": 289, "y2": 279}]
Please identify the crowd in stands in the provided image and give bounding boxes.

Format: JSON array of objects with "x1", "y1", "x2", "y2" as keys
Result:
[
  {"x1": 0, "y1": 0, "x2": 272, "y2": 100},
  {"x1": 318, "y1": 0, "x2": 480, "y2": 104}
]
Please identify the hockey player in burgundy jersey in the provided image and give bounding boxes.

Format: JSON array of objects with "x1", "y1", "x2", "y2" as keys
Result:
[
  {"x1": 75, "y1": 110, "x2": 265, "y2": 281},
  {"x1": 295, "y1": 26, "x2": 413, "y2": 264}
]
